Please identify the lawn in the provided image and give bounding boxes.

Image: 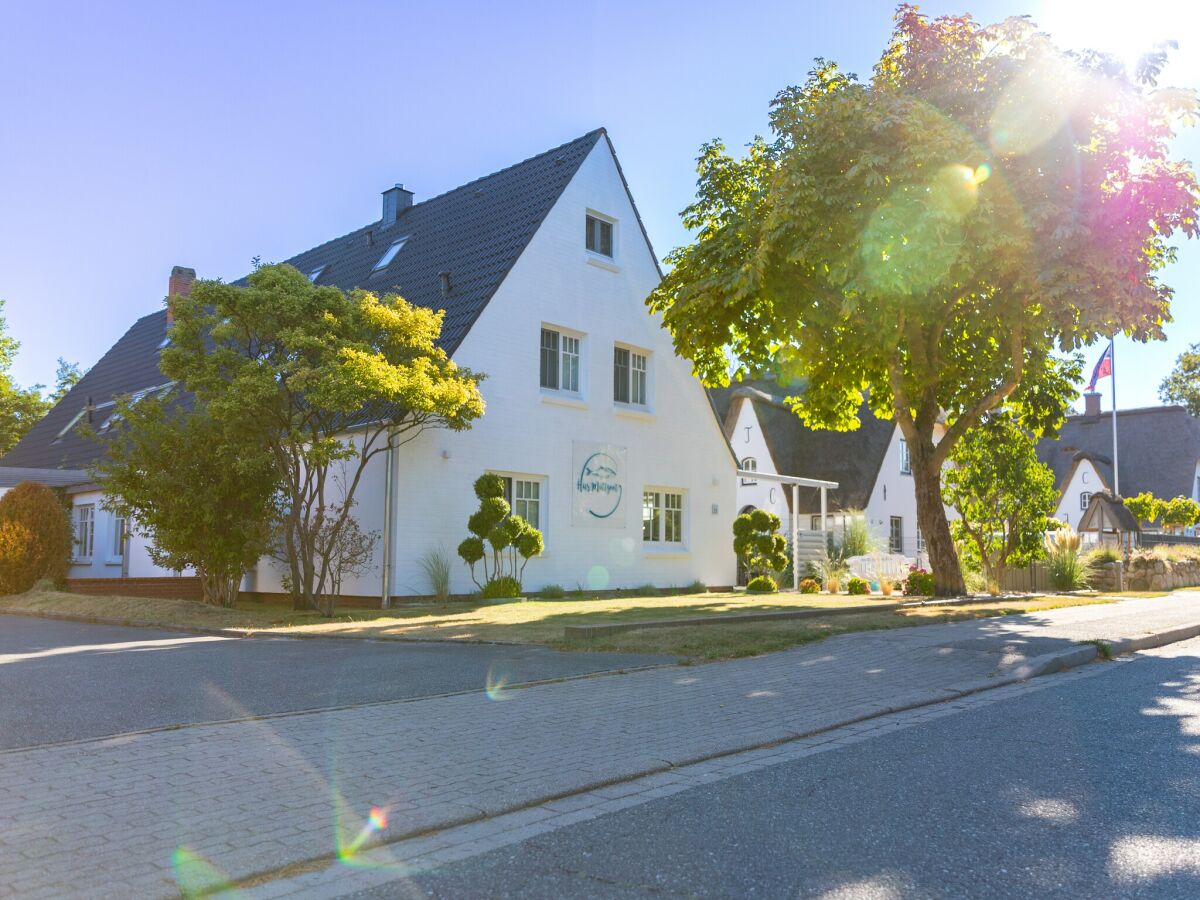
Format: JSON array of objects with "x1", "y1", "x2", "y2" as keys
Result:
[{"x1": 0, "y1": 586, "x2": 1123, "y2": 661}]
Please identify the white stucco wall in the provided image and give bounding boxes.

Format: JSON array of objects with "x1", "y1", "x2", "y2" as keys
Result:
[
  {"x1": 727, "y1": 398, "x2": 792, "y2": 531},
  {"x1": 65, "y1": 489, "x2": 127, "y2": 578},
  {"x1": 1052, "y1": 459, "x2": 1107, "y2": 529}
]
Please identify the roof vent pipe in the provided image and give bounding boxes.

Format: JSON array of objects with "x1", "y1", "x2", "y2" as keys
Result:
[
  {"x1": 381, "y1": 183, "x2": 414, "y2": 225},
  {"x1": 439, "y1": 271, "x2": 452, "y2": 298}
]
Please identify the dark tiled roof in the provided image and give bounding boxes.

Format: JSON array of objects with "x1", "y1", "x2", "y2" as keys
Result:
[
  {"x1": 0, "y1": 466, "x2": 90, "y2": 489},
  {"x1": 2, "y1": 129, "x2": 606, "y2": 472},
  {"x1": 1037, "y1": 405, "x2": 1200, "y2": 501},
  {"x1": 709, "y1": 379, "x2": 895, "y2": 513}
]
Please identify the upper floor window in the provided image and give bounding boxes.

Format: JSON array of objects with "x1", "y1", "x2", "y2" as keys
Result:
[
  {"x1": 741, "y1": 457, "x2": 758, "y2": 486},
  {"x1": 614, "y1": 346, "x2": 648, "y2": 406},
  {"x1": 585, "y1": 214, "x2": 614, "y2": 257},
  {"x1": 308, "y1": 264, "x2": 327, "y2": 283},
  {"x1": 75, "y1": 504, "x2": 95, "y2": 561},
  {"x1": 540, "y1": 327, "x2": 581, "y2": 394},
  {"x1": 899, "y1": 439, "x2": 912, "y2": 475},
  {"x1": 1080, "y1": 491, "x2": 1093, "y2": 511}
]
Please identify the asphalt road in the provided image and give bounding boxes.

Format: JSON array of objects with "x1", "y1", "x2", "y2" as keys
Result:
[
  {"x1": 0, "y1": 615, "x2": 672, "y2": 750},
  {"x1": 360, "y1": 639, "x2": 1200, "y2": 899}
]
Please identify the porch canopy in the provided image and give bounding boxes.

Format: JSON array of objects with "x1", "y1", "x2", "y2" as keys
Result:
[{"x1": 737, "y1": 469, "x2": 839, "y2": 591}]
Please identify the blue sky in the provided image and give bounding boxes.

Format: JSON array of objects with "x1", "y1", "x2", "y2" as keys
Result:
[{"x1": 1, "y1": 0, "x2": 1196, "y2": 412}]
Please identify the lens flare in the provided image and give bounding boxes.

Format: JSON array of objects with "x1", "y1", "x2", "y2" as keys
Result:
[
  {"x1": 338, "y1": 805, "x2": 393, "y2": 861},
  {"x1": 609, "y1": 536, "x2": 636, "y2": 567},
  {"x1": 172, "y1": 846, "x2": 235, "y2": 898},
  {"x1": 586, "y1": 565, "x2": 610, "y2": 590},
  {"x1": 989, "y1": 56, "x2": 1083, "y2": 157},
  {"x1": 485, "y1": 664, "x2": 514, "y2": 701}
]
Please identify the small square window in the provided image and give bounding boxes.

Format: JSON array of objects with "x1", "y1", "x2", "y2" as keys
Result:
[
  {"x1": 586, "y1": 215, "x2": 614, "y2": 257},
  {"x1": 372, "y1": 237, "x2": 408, "y2": 271},
  {"x1": 643, "y1": 490, "x2": 684, "y2": 545}
]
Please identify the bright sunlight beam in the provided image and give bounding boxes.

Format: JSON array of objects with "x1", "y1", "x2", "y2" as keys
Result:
[{"x1": 1038, "y1": 0, "x2": 1200, "y2": 81}]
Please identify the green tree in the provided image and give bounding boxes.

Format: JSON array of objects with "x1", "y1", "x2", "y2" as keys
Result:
[
  {"x1": 943, "y1": 415, "x2": 1059, "y2": 593},
  {"x1": 162, "y1": 264, "x2": 485, "y2": 613},
  {"x1": 0, "y1": 300, "x2": 52, "y2": 455},
  {"x1": 1159, "y1": 495, "x2": 1200, "y2": 534},
  {"x1": 648, "y1": 8, "x2": 1198, "y2": 595},
  {"x1": 1124, "y1": 492, "x2": 1163, "y2": 527},
  {"x1": 1159, "y1": 343, "x2": 1200, "y2": 416},
  {"x1": 94, "y1": 397, "x2": 278, "y2": 607},
  {"x1": 51, "y1": 358, "x2": 85, "y2": 403}
]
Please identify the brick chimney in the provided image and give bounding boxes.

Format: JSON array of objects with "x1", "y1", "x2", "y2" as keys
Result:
[
  {"x1": 166, "y1": 265, "x2": 195, "y2": 324},
  {"x1": 1083, "y1": 391, "x2": 1102, "y2": 417},
  {"x1": 381, "y1": 184, "x2": 414, "y2": 225}
]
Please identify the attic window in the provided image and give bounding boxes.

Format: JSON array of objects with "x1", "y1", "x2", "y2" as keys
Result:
[
  {"x1": 585, "y1": 214, "x2": 614, "y2": 257},
  {"x1": 308, "y1": 265, "x2": 327, "y2": 283},
  {"x1": 372, "y1": 237, "x2": 408, "y2": 271}
]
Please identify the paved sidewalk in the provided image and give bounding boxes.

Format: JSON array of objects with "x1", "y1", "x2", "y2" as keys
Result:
[{"x1": 2, "y1": 595, "x2": 1198, "y2": 898}]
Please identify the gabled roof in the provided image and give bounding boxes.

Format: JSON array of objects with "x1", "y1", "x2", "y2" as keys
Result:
[
  {"x1": 1037, "y1": 405, "x2": 1200, "y2": 502},
  {"x1": 709, "y1": 378, "x2": 895, "y2": 513},
  {"x1": 1, "y1": 129, "x2": 607, "y2": 472}
]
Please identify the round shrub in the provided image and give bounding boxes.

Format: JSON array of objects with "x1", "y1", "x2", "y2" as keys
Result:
[
  {"x1": 746, "y1": 574, "x2": 778, "y2": 593},
  {"x1": 480, "y1": 576, "x2": 522, "y2": 600},
  {"x1": 798, "y1": 577, "x2": 820, "y2": 594},
  {"x1": 847, "y1": 577, "x2": 870, "y2": 595},
  {"x1": 0, "y1": 482, "x2": 73, "y2": 594},
  {"x1": 903, "y1": 567, "x2": 936, "y2": 596},
  {"x1": 473, "y1": 472, "x2": 505, "y2": 499}
]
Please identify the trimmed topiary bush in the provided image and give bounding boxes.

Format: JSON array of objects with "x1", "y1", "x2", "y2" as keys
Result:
[
  {"x1": 847, "y1": 577, "x2": 870, "y2": 595},
  {"x1": 0, "y1": 482, "x2": 73, "y2": 595},
  {"x1": 746, "y1": 574, "x2": 778, "y2": 593},
  {"x1": 732, "y1": 509, "x2": 788, "y2": 587},
  {"x1": 458, "y1": 473, "x2": 544, "y2": 597},
  {"x1": 798, "y1": 577, "x2": 820, "y2": 594}
]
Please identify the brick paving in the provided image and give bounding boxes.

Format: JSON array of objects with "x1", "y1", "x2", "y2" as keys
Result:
[{"x1": 1, "y1": 595, "x2": 1198, "y2": 898}]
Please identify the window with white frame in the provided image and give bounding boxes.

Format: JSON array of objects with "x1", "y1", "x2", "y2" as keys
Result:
[
  {"x1": 614, "y1": 346, "x2": 649, "y2": 406},
  {"x1": 1080, "y1": 491, "x2": 1093, "y2": 511},
  {"x1": 499, "y1": 475, "x2": 543, "y2": 530},
  {"x1": 75, "y1": 505, "x2": 95, "y2": 561},
  {"x1": 585, "y1": 214, "x2": 614, "y2": 257},
  {"x1": 540, "y1": 327, "x2": 581, "y2": 394},
  {"x1": 899, "y1": 439, "x2": 912, "y2": 475},
  {"x1": 889, "y1": 516, "x2": 903, "y2": 554},
  {"x1": 741, "y1": 457, "x2": 758, "y2": 486},
  {"x1": 643, "y1": 490, "x2": 684, "y2": 545},
  {"x1": 916, "y1": 526, "x2": 925, "y2": 554},
  {"x1": 109, "y1": 515, "x2": 126, "y2": 563}
]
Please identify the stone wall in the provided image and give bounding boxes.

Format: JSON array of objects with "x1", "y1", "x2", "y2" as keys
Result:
[{"x1": 1123, "y1": 555, "x2": 1200, "y2": 592}]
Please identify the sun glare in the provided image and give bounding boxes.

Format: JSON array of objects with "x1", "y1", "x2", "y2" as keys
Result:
[{"x1": 1038, "y1": 0, "x2": 1200, "y2": 81}]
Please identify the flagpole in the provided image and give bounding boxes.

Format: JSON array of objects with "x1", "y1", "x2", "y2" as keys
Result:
[{"x1": 1110, "y1": 338, "x2": 1119, "y2": 497}]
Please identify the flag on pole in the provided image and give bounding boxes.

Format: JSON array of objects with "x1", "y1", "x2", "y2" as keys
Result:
[{"x1": 1086, "y1": 341, "x2": 1114, "y2": 392}]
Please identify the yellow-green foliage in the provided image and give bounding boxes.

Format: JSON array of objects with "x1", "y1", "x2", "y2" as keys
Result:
[{"x1": 0, "y1": 482, "x2": 72, "y2": 594}]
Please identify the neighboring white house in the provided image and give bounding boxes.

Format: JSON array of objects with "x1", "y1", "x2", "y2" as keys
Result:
[
  {"x1": 710, "y1": 381, "x2": 941, "y2": 563},
  {"x1": 1, "y1": 129, "x2": 740, "y2": 598},
  {"x1": 1037, "y1": 391, "x2": 1200, "y2": 534}
]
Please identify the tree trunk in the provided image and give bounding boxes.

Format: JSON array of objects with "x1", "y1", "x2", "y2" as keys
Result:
[{"x1": 912, "y1": 453, "x2": 966, "y2": 597}]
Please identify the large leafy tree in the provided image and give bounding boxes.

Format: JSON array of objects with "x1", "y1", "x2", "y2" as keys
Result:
[
  {"x1": 0, "y1": 300, "x2": 52, "y2": 455},
  {"x1": 943, "y1": 415, "x2": 1058, "y2": 593},
  {"x1": 163, "y1": 264, "x2": 485, "y2": 613},
  {"x1": 649, "y1": 7, "x2": 1198, "y2": 594},
  {"x1": 1159, "y1": 342, "x2": 1200, "y2": 416},
  {"x1": 95, "y1": 398, "x2": 278, "y2": 607}
]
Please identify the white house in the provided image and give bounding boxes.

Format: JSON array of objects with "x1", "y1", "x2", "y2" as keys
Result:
[
  {"x1": 1038, "y1": 391, "x2": 1200, "y2": 531},
  {"x1": 709, "y1": 380, "x2": 938, "y2": 564},
  {"x1": 1, "y1": 130, "x2": 739, "y2": 599}
]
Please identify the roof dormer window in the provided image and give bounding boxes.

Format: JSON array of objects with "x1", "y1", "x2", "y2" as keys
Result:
[
  {"x1": 372, "y1": 238, "x2": 408, "y2": 271},
  {"x1": 308, "y1": 264, "x2": 328, "y2": 283}
]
